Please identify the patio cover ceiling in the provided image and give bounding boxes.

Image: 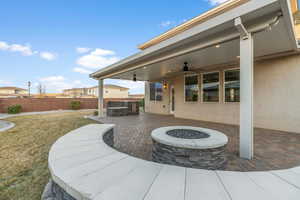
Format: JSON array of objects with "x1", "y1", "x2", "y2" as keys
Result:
[{"x1": 90, "y1": 0, "x2": 299, "y2": 82}]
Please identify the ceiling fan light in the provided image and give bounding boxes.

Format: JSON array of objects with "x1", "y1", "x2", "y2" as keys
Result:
[
  {"x1": 183, "y1": 62, "x2": 189, "y2": 72},
  {"x1": 133, "y1": 74, "x2": 137, "y2": 82}
]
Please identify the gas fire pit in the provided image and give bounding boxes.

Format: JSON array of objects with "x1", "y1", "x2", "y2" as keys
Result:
[{"x1": 151, "y1": 126, "x2": 228, "y2": 170}]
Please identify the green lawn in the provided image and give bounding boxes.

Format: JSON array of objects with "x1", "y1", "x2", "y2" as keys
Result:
[{"x1": 0, "y1": 111, "x2": 96, "y2": 200}]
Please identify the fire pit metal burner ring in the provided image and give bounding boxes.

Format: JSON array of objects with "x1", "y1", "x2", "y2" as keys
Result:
[{"x1": 166, "y1": 129, "x2": 210, "y2": 139}]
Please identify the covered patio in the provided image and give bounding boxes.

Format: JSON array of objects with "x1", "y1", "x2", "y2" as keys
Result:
[
  {"x1": 90, "y1": 112, "x2": 300, "y2": 171},
  {"x1": 91, "y1": 0, "x2": 299, "y2": 161}
]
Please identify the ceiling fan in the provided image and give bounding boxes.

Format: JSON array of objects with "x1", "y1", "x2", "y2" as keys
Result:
[{"x1": 165, "y1": 61, "x2": 198, "y2": 77}]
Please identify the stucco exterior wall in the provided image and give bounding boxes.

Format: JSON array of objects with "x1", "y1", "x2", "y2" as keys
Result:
[
  {"x1": 145, "y1": 82, "x2": 170, "y2": 115},
  {"x1": 294, "y1": 24, "x2": 300, "y2": 40},
  {"x1": 145, "y1": 54, "x2": 300, "y2": 133},
  {"x1": 253, "y1": 55, "x2": 300, "y2": 133},
  {"x1": 103, "y1": 88, "x2": 129, "y2": 98},
  {"x1": 88, "y1": 87, "x2": 129, "y2": 98}
]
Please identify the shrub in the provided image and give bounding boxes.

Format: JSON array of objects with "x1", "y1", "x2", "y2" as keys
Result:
[
  {"x1": 70, "y1": 101, "x2": 81, "y2": 110},
  {"x1": 139, "y1": 98, "x2": 144, "y2": 111},
  {"x1": 7, "y1": 104, "x2": 22, "y2": 114},
  {"x1": 94, "y1": 110, "x2": 98, "y2": 116}
]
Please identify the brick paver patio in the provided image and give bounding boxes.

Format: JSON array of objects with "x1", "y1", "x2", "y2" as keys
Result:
[{"x1": 95, "y1": 112, "x2": 300, "y2": 171}]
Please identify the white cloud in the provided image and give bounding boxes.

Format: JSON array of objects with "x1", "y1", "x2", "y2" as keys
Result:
[
  {"x1": 0, "y1": 41, "x2": 35, "y2": 56},
  {"x1": 0, "y1": 41, "x2": 57, "y2": 60},
  {"x1": 0, "y1": 80, "x2": 12, "y2": 85},
  {"x1": 73, "y1": 80, "x2": 82, "y2": 85},
  {"x1": 160, "y1": 20, "x2": 174, "y2": 27},
  {"x1": 40, "y1": 51, "x2": 56, "y2": 60},
  {"x1": 159, "y1": 19, "x2": 189, "y2": 28},
  {"x1": 76, "y1": 48, "x2": 119, "y2": 69},
  {"x1": 181, "y1": 19, "x2": 187, "y2": 23},
  {"x1": 207, "y1": 0, "x2": 228, "y2": 5},
  {"x1": 39, "y1": 75, "x2": 65, "y2": 82},
  {"x1": 39, "y1": 75, "x2": 86, "y2": 92},
  {"x1": 76, "y1": 47, "x2": 91, "y2": 54},
  {"x1": 73, "y1": 67, "x2": 92, "y2": 74},
  {"x1": 0, "y1": 41, "x2": 10, "y2": 50},
  {"x1": 90, "y1": 48, "x2": 116, "y2": 56},
  {"x1": 10, "y1": 44, "x2": 36, "y2": 56}
]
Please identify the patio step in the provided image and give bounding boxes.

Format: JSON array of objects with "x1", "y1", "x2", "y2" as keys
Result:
[{"x1": 48, "y1": 124, "x2": 300, "y2": 200}]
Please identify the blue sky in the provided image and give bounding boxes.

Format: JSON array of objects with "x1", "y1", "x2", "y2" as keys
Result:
[{"x1": 0, "y1": 0, "x2": 225, "y2": 94}]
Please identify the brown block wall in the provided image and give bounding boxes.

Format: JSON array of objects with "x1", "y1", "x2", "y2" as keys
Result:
[
  {"x1": 0, "y1": 97, "x2": 143, "y2": 113},
  {"x1": 0, "y1": 98, "x2": 98, "y2": 113}
]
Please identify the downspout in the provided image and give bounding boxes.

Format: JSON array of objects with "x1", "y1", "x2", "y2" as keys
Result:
[{"x1": 247, "y1": 12, "x2": 283, "y2": 34}]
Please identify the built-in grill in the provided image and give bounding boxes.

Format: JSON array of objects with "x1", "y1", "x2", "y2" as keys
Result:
[{"x1": 106, "y1": 101, "x2": 139, "y2": 116}]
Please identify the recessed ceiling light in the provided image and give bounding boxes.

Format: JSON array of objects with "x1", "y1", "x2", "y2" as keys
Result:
[{"x1": 215, "y1": 44, "x2": 220, "y2": 48}]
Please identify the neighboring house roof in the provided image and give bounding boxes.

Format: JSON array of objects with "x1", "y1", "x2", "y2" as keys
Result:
[
  {"x1": 67, "y1": 85, "x2": 129, "y2": 91},
  {"x1": 0, "y1": 93, "x2": 29, "y2": 97},
  {"x1": 0, "y1": 87, "x2": 27, "y2": 91},
  {"x1": 63, "y1": 88, "x2": 85, "y2": 91},
  {"x1": 129, "y1": 94, "x2": 145, "y2": 98},
  {"x1": 103, "y1": 84, "x2": 129, "y2": 90}
]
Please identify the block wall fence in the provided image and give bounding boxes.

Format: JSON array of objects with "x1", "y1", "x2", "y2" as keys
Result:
[{"x1": 0, "y1": 98, "x2": 142, "y2": 113}]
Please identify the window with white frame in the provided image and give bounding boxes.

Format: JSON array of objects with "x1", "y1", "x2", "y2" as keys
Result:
[
  {"x1": 149, "y1": 82, "x2": 163, "y2": 101},
  {"x1": 202, "y1": 72, "x2": 220, "y2": 102},
  {"x1": 185, "y1": 75, "x2": 199, "y2": 102},
  {"x1": 224, "y1": 69, "x2": 240, "y2": 102}
]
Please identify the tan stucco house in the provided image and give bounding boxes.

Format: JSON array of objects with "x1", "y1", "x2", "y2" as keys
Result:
[
  {"x1": 91, "y1": 0, "x2": 300, "y2": 159},
  {"x1": 63, "y1": 84, "x2": 129, "y2": 98},
  {"x1": 0, "y1": 87, "x2": 28, "y2": 98},
  {"x1": 87, "y1": 84, "x2": 129, "y2": 98},
  {"x1": 63, "y1": 88, "x2": 89, "y2": 98}
]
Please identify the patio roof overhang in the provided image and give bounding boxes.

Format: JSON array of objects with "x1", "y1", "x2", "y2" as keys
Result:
[
  {"x1": 92, "y1": 0, "x2": 299, "y2": 160},
  {"x1": 90, "y1": 0, "x2": 299, "y2": 82}
]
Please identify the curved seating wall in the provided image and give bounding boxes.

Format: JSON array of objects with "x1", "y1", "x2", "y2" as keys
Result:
[
  {"x1": 48, "y1": 124, "x2": 300, "y2": 200},
  {"x1": 0, "y1": 120, "x2": 15, "y2": 132}
]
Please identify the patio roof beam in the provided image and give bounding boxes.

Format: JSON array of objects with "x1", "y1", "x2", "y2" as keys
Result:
[{"x1": 98, "y1": 79, "x2": 104, "y2": 117}]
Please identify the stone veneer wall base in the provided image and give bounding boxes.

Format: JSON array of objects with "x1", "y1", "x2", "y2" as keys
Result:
[
  {"x1": 42, "y1": 180, "x2": 76, "y2": 200},
  {"x1": 152, "y1": 140, "x2": 227, "y2": 170}
]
